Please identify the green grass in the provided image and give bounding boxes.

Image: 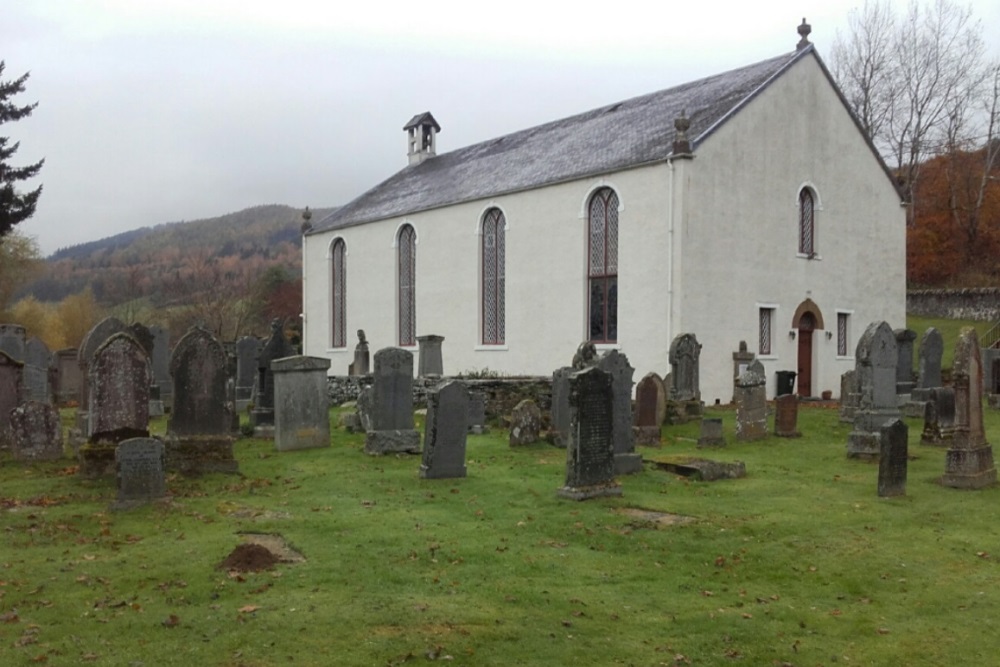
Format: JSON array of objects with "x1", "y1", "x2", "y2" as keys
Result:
[
  {"x1": 906, "y1": 314, "x2": 993, "y2": 370},
  {"x1": 4, "y1": 406, "x2": 1000, "y2": 666}
]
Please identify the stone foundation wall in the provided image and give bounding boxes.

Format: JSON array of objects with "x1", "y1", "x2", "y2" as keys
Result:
[{"x1": 906, "y1": 288, "x2": 1000, "y2": 322}]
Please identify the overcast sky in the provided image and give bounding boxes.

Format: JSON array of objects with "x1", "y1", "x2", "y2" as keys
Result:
[{"x1": 4, "y1": 0, "x2": 1000, "y2": 255}]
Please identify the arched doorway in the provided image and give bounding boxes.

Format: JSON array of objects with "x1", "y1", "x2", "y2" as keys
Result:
[{"x1": 792, "y1": 299, "x2": 825, "y2": 398}]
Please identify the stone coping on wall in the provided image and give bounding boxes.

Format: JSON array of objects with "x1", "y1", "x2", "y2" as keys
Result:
[{"x1": 906, "y1": 288, "x2": 1000, "y2": 322}]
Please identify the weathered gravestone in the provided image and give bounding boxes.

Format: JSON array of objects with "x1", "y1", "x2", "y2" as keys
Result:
[
  {"x1": 364, "y1": 347, "x2": 421, "y2": 455},
  {"x1": 847, "y1": 322, "x2": 900, "y2": 460},
  {"x1": 149, "y1": 325, "x2": 173, "y2": 409},
  {"x1": 128, "y1": 323, "x2": 162, "y2": 417},
  {"x1": 774, "y1": 394, "x2": 801, "y2": 438},
  {"x1": 732, "y1": 340, "x2": 755, "y2": 404},
  {"x1": 417, "y1": 334, "x2": 445, "y2": 376},
  {"x1": 921, "y1": 387, "x2": 956, "y2": 446},
  {"x1": 697, "y1": 418, "x2": 726, "y2": 448},
  {"x1": 251, "y1": 319, "x2": 294, "y2": 434},
  {"x1": 735, "y1": 359, "x2": 767, "y2": 441},
  {"x1": 839, "y1": 370, "x2": 859, "y2": 423},
  {"x1": 10, "y1": 401, "x2": 63, "y2": 461},
  {"x1": 634, "y1": 373, "x2": 665, "y2": 446},
  {"x1": 878, "y1": 419, "x2": 908, "y2": 498},
  {"x1": 23, "y1": 337, "x2": 52, "y2": 404},
  {"x1": 467, "y1": 391, "x2": 488, "y2": 435},
  {"x1": 557, "y1": 366, "x2": 622, "y2": 500},
  {"x1": 234, "y1": 335, "x2": 260, "y2": 410},
  {"x1": 598, "y1": 350, "x2": 642, "y2": 474},
  {"x1": 0, "y1": 323, "x2": 26, "y2": 362},
  {"x1": 509, "y1": 399, "x2": 542, "y2": 446},
  {"x1": 666, "y1": 333, "x2": 703, "y2": 423},
  {"x1": 81, "y1": 332, "x2": 151, "y2": 477},
  {"x1": 165, "y1": 327, "x2": 238, "y2": 473},
  {"x1": 348, "y1": 329, "x2": 370, "y2": 376},
  {"x1": 113, "y1": 438, "x2": 167, "y2": 510},
  {"x1": 550, "y1": 366, "x2": 573, "y2": 447},
  {"x1": 940, "y1": 328, "x2": 997, "y2": 488},
  {"x1": 356, "y1": 386, "x2": 374, "y2": 433},
  {"x1": 894, "y1": 328, "x2": 917, "y2": 397},
  {"x1": 76, "y1": 317, "x2": 129, "y2": 433},
  {"x1": 54, "y1": 348, "x2": 81, "y2": 405},
  {"x1": 912, "y1": 328, "x2": 943, "y2": 401},
  {"x1": 421, "y1": 380, "x2": 469, "y2": 479},
  {"x1": 0, "y1": 351, "x2": 24, "y2": 447},
  {"x1": 273, "y1": 355, "x2": 331, "y2": 452}
]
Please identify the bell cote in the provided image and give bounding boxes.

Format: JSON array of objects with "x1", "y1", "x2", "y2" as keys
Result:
[{"x1": 404, "y1": 112, "x2": 441, "y2": 165}]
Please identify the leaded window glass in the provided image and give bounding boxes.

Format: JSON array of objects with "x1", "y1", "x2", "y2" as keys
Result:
[
  {"x1": 331, "y1": 239, "x2": 346, "y2": 348},
  {"x1": 799, "y1": 188, "x2": 815, "y2": 256},
  {"x1": 482, "y1": 209, "x2": 506, "y2": 345},
  {"x1": 588, "y1": 188, "x2": 619, "y2": 343},
  {"x1": 759, "y1": 308, "x2": 773, "y2": 355},
  {"x1": 398, "y1": 224, "x2": 416, "y2": 346}
]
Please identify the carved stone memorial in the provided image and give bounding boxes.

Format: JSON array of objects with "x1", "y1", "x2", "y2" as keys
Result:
[
  {"x1": 697, "y1": 418, "x2": 726, "y2": 448},
  {"x1": 666, "y1": 333, "x2": 703, "y2": 423},
  {"x1": 598, "y1": 350, "x2": 641, "y2": 474},
  {"x1": 251, "y1": 319, "x2": 294, "y2": 434},
  {"x1": 557, "y1": 366, "x2": 622, "y2": 500},
  {"x1": 774, "y1": 394, "x2": 801, "y2": 438},
  {"x1": 273, "y1": 355, "x2": 331, "y2": 452},
  {"x1": 364, "y1": 347, "x2": 421, "y2": 455},
  {"x1": 878, "y1": 419, "x2": 908, "y2": 498},
  {"x1": 921, "y1": 386, "x2": 955, "y2": 446},
  {"x1": 735, "y1": 359, "x2": 767, "y2": 441},
  {"x1": 634, "y1": 373, "x2": 664, "y2": 446},
  {"x1": 113, "y1": 437, "x2": 167, "y2": 509},
  {"x1": 940, "y1": 328, "x2": 996, "y2": 488},
  {"x1": 421, "y1": 380, "x2": 469, "y2": 479},
  {"x1": 10, "y1": 401, "x2": 63, "y2": 461},
  {"x1": 847, "y1": 322, "x2": 900, "y2": 460},
  {"x1": 509, "y1": 399, "x2": 542, "y2": 446},
  {"x1": 550, "y1": 366, "x2": 573, "y2": 448}
]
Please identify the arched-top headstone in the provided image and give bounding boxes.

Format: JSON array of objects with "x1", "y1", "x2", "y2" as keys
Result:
[
  {"x1": 597, "y1": 349, "x2": 640, "y2": 474},
  {"x1": 88, "y1": 332, "x2": 151, "y2": 441},
  {"x1": 917, "y1": 327, "x2": 944, "y2": 391},
  {"x1": 847, "y1": 321, "x2": 900, "y2": 459},
  {"x1": 24, "y1": 337, "x2": 52, "y2": 403},
  {"x1": 253, "y1": 319, "x2": 294, "y2": 421},
  {"x1": 168, "y1": 326, "x2": 230, "y2": 436},
  {"x1": 668, "y1": 333, "x2": 702, "y2": 401},
  {"x1": 635, "y1": 372, "x2": 666, "y2": 428},
  {"x1": 894, "y1": 328, "x2": 917, "y2": 395},
  {"x1": 0, "y1": 324, "x2": 27, "y2": 362},
  {"x1": 0, "y1": 350, "x2": 25, "y2": 443},
  {"x1": 79, "y1": 317, "x2": 129, "y2": 370}
]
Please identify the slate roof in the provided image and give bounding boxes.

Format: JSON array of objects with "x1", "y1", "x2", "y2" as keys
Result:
[{"x1": 312, "y1": 47, "x2": 813, "y2": 234}]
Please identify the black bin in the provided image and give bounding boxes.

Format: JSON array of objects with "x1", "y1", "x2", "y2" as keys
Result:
[{"x1": 775, "y1": 371, "x2": 797, "y2": 397}]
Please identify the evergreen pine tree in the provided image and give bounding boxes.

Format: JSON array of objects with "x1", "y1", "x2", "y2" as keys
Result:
[{"x1": 0, "y1": 61, "x2": 44, "y2": 240}]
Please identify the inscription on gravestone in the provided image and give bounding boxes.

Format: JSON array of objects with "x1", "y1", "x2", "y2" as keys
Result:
[
  {"x1": 847, "y1": 322, "x2": 900, "y2": 460},
  {"x1": 114, "y1": 437, "x2": 167, "y2": 508},
  {"x1": 878, "y1": 419, "x2": 908, "y2": 498},
  {"x1": 558, "y1": 366, "x2": 621, "y2": 500}
]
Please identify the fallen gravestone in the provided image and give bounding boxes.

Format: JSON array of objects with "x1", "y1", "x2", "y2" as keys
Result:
[{"x1": 648, "y1": 456, "x2": 746, "y2": 481}]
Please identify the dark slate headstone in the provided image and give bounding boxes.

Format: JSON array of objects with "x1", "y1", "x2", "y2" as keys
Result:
[
  {"x1": 23, "y1": 337, "x2": 52, "y2": 404},
  {"x1": 467, "y1": 391, "x2": 488, "y2": 435},
  {"x1": 839, "y1": 370, "x2": 859, "y2": 423},
  {"x1": 272, "y1": 355, "x2": 331, "y2": 451},
  {"x1": 894, "y1": 328, "x2": 917, "y2": 396},
  {"x1": 10, "y1": 401, "x2": 63, "y2": 461},
  {"x1": 912, "y1": 327, "x2": 943, "y2": 400},
  {"x1": 0, "y1": 351, "x2": 24, "y2": 447},
  {"x1": 114, "y1": 438, "x2": 167, "y2": 509},
  {"x1": 421, "y1": 380, "x2": 469, "y2": 479},
  {"x1": 921, "y1": 387, "x2": 956, "y2": 446},
  {"x1": 550, "y1": 366, "x2": 573, "y2": 447},
  {"x1": 364, "y1": 347, "x2": 420, "y2": 454},
  {"x1": 168, "y1": 327, "x2": 231, "y2": 436},
  {"x1": 235, "y1": 335, "x2": 260, "y2": 403},
  {"x1": 88, "y1": 332, "x2": 151, "y2": 442},
  {"x1": 251, "y1": 319, "x2": 294, "y2": 431},
  {"x1": 634, "y1": 373, "x2": 664, "y2": 446},
  {"x1": 697, "y1": 418, "x2": 726, "y2": 448},
  {"x1": 557, "y1": 366, "x2": 621, "y2": 500},
  {"x1": 509, "y1": 399, "x2": 542, "y2": 446},
  {"x1": 735, "y1": 359, "x2": 767, "y2": 441},
  {"x1": 941, "y1": 328, "x2": 996, "y2": 488},
  {"x1": 0, "y1": 323, "x2": 26, "y2": 362},
  {"x1": 847, "y1": 322, "x2": 900, "y2": 460},
  {"x1": 417, "y1": 334, "x2": 444, "y2": 376},
  {"x1": 350, "y1": 329, "x2": 370, "y2": 376},
  {"x1": 774, "y1": 394, "x2": 801, "y2": 437},
  {"x1": 598, "y1": 350, "x2": 641, "y2": 474},
  {"x1": 878, "y1": 419, "x2": 908, "y2": 497},
  {"x1": 149, "y1": 325, "x2": 173, "y2": 406},
  {"x1": 54, "y1": 348, "x2": 81, "y2": 405},
  {"x1": 668, "y1": 333, "x2": 702, "y2": 402}
]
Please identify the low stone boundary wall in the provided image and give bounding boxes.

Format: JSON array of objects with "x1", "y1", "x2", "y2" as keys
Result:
[
  {"x1": 328, "y1": 375, "x2": 551, "y2": 420},
  {"x1": 906, "y1": 288, "x2": 1000, "y2": 322}
]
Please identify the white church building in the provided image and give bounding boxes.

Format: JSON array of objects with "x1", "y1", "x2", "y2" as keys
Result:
[{"x1": 301, "y1": 21, "x2": 906, "y2": 404}]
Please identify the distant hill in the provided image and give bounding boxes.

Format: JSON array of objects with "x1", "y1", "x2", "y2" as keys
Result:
[{"x1": 20, "y1": 204, "x2": 335, "y2": 304}]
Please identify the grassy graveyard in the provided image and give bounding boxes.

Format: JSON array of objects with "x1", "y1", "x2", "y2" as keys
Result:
[{"x1": 2, "y1": 405, "x2": 1000, "y2": 666}]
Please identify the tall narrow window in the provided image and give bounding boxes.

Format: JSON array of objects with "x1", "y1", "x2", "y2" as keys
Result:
[
  {"x1": 481, "y1": 208, "x2": 506, "y2": 345},
  {"x1": 331, "y1": 239, "x2": 346, "y2": 348},
  {"x1": 759, "y1": 307, "x2": 773, "y2": 355},
  {"x1": 798, "y1": 188, "x2": 815, "y2": 256},
  {"x1": 398, "y1": 224, "x2": 416, "y2": 346},
  {"x1": 588, "y1": 187, "x2": 619, "y2": 343},
  {"x1": 837, "y1": 312, "x2": 850, "y2": 356}
]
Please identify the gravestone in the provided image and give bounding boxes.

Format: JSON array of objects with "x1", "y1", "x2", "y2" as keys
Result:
[
  {"x1": 364, "y1": 347, "x2": 421, "y2": 455},
  {"x1": 732, "y1": 341, "x2": 755, "y2": 404},
  {"x1": 509, "y1": 399, "x2": 542, "y2": 446},
  {"x1": 417, "y1": 335, "x2": 445, "y2": 376},
  {"x1": 847, "y1": 322, "x2": 900, "y2": 460},
  {"x1": 77, "y1": 317, "x2": 129, "y2": 432},
  {"x1": 697, "y1": 418, "x2": 726, "y2": 447},
  {"x1": 0, "y1": 323, "x2": 26, "y2": 361},
  {"x1": 273, "y1": 355, "x2": 331, "y2": 452},
  {"x1": 878, "y1": 419, "x2": 908, "y2": 498},
  {"x1": 149, "y1": 326, "x2": 173, "y2": 409},
  {"x1": 54, "y1": 348, "x2": 81, "y2": 405},
  {"x1": 557, "y1": 366, "x2": 622, "y2": 500},
  {"x1": 356, "y1": 386, "x2": 374, "y2": 433},
  {"x1": 894, "y1": 328, "x2": 917, "y2": 397},
  {"x1": 10, "y1": 401, "x2": 63, "y2": 461},
  {"x1": 911, "y1": 328, "x2": 943, "y2": 401},
  {"x1": 0, "y1": 351, "x2": 24, "y2": 447},
  {"x1": 349, "y1": 329, "x2": 370, "y2": 376},
  {"x1": 23, "y1": 337, "x2": 52, "y2": 403},
  {"x1": 82, "y1": 332, "x2": 151, "y2": 477},
  {"x1": 634, "y1": 373, "x2": 664, "y2": 446},
  {"x1": 598, "y1": 350, "x2": 641, "y2": 474},
  {"x1": 666, "y1": 333, "x2": 703, "y2": 423},
  {"x1": 550, "y1": 367, "x2": 573, "y2": 447},
  {"x1": 128, "y1": 323, "x2": 161, "y2": 417},
  {"x1": 234, "y1": 335, "x2": 260, "y2": 410},
  {"x1": 735, "y1": 359, "x2": 767, "y2": 441},
  {"x1": 839, "y1": 370, "x2": 859, "y2": 423},
  {"x1": 921, "y1": 386, "x2": 956, "y2": 446},
  {"x1": 251, "y1": 319, "x2": 294, "y2": 435},
  {"x1": 774, "y1": 394, "x2": 801, "y2": 437},
  {"x1": 940, "y1": 327, "x2": 997, "y2": 488},
  {"x1": 113, "y1": 438, "x2": 167, "y2": 509},
  {"x1": 467, "y1": 391, "x2": 488, "y2": 435},
  {"x1": 421, "y1": 380, "x2": 469, "y2": 479},
  {"x1": 649, "y1": 456, "x2": 746, "y2": 481}
]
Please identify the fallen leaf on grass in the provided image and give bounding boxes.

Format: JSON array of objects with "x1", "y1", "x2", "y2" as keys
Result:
[
  {"x1": 0, "y1": 610, "x2": 19, "y2": 623},
  {"x1": 238, "y1": 605, "x2": 260, "y2": 613},
  {"x1": 877, "y1": 627, "x2": 891, "y2": 635},
  {"x1": 161, "y1": 614, "x2": 180, "y2": 627},
  {"x1": 81, "y1": 653, "x2": 99, "y2": 661}
]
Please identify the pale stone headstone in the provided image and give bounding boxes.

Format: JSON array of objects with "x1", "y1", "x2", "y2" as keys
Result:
[
  {"x1": 941, "y1": 328, "x2": 996, "y2": 488},
  {"x1": 88, "y1": 332, "x2": 151, "y2": 442},
  {"x1": 839, "y1": 370, "x2": 859, "y2": 423},
  {"x1": 557, "y1": 366, "x2": 621, "y2": 500},
  {"x1": 251, "y1": 319, "x2": 294, "y2": 431},
  {"x1": 878, "y1": 419, "x2": 908, "y2": 498},
  {"x1": 77, "y1": 316, "x2": 129, "y2": 417},
  {"x1": 421, "y1": 380, "x2": 469, "y2": 479},
  {"x1": 847, "y1": 322, "x2": 900, "y2": 460},
  {"x1": 273, "y1": 355, "x2": 331, "y2": 452},
  {"x1": 23, "y1": 337, "x2": 52, "y2": 404},
  {"x1": 509, "y1": 399, "x2": 542, "y2": 446},
  {"x1": 169, "y1": 327, "x2": 231, "y2": 436},
  {"x1": 921, "y1": 387, "x2": 956, "y2": 446},
  {"x1": 774, "y1": 394, "x2": 801, "y2": 437},
  {"x1": 697, "y1": 418, "x2": 726, "y2": 447},
  {"x1": 364, "y1": 347, "x2": 420, "y2": 454},
  {"x1": 0, "y1": 351, "x2": 24, "y2": 447},
  {"x1": 732, "y1": 340, "x2": 755, "y2": 404},
  {"x1": 912, "y1": 327, "x2": 943, "y2": 401},
  {"x1": 114, "y1": 437, "x2": 166, "y2": 509},
  {"x1": 417, "y1": 334, "x2": 444, "y2": 376},
  {"x1": 735, "y1": 359, "x2": 767, "y2": 441},
  {"x1": 10, "y1": 401, "x2": 63, "y2": 461},
  {"x1": 550, "y1": 367, "x2": 573, "y2": 447},
  {"x1": 894, "y1": 328, "x2": 917, "y2": 396},
  {"x1": 634, "y1": 373, "x2": 664, "y2": 446},
  {"x1": 598, "y1": 350, "x2": 641, "y2": 474}
]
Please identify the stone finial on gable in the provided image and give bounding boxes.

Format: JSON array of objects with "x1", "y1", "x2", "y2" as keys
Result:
[
  {"x1": 404, "y1": 112, "x2": 441, "y2": 165},
  {"x1": 672, "y1": 111, "x2": 693, "y2": 157},
  {"x1": 797, "y1": 18, "x2": 812, "y2": 50}
]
